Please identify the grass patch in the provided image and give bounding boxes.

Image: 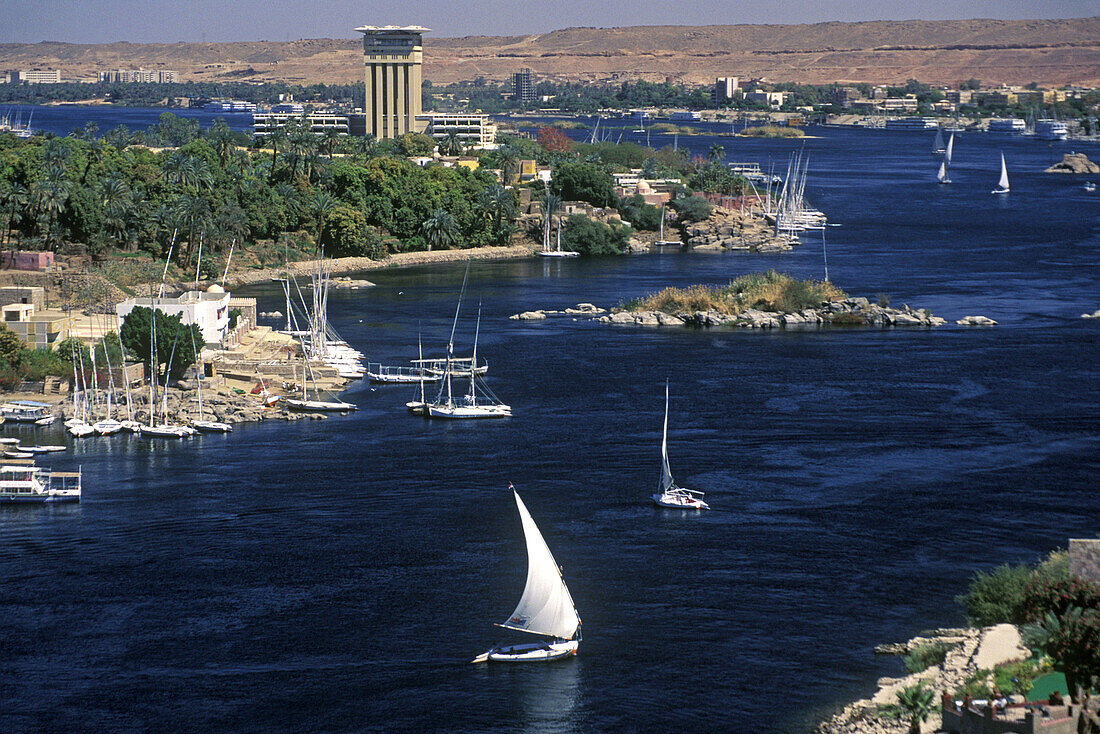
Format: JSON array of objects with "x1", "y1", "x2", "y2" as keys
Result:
[
  {"x1": 618, "y1": 270, "x2": 846, "y2": 315},
  {"x1": 739, "y1": 125, "x2": 805, "y2": 138},
  {"x1": 904, "y1": 642, "x2": 953, "y2": 673}
]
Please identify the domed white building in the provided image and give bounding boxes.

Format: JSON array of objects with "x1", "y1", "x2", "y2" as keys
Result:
[{"x1": 115, "y1": 286, "x2": 232, "y2": 345}]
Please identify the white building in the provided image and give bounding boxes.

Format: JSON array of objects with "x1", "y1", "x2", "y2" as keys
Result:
[
  {"x1": 415, "y1": 113, "x2": 498, "y2": 148},
  {"x1": 253, "y1": 111, "x2": 350, "y2": 136},
  {"x1": 116, "y1": 286, "x2": 231, "y2": 346}
]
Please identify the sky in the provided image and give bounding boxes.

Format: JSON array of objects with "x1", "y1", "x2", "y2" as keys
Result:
[{"x1": 1, "y1": 0, "x2": 1097, "y2": 44}]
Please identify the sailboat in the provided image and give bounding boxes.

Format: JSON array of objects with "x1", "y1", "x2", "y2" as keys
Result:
[
  {"x1": 651, "y1": 381, "x2": 709, "y2": 509},
  {"x1": 937, "y1": 133, "x2": 953, "y2": 184},
  {"x1": 992, "y1": 152, "x2": 1010, "y2": 194},
  {"x1": 92, "y1": 338, "x2": 123, "y2": 435},
  {"x1": 537, "y1": 184, "x2": 579, "y2": 258},
  {"x1": 931, "y1": 127, "x2": 946, "y2": 155},
  {"x1": 406, "y1": 331, "x2": 431, "y2": 415},
  {"x1": 284, "y1": 350, "x2": 357, "y2": 412},
  {"x1": 428, "y1": 303, "x2": 511, "y2": 419},
  {"x1": 139, "y1": 296, "x2": 188, "y2": 438},
  {"x1": 191, "y1": 373, "x2": 232, "y2": 432},
  {"x1": 471, "y1": 487, "x2": 581, "y2": 663},
  {"x1": 653, "y1": 203, "x2": 680, "y2": 247}
]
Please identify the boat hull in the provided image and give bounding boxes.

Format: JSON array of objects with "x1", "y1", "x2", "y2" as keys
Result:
[
  {"x1": 485, "y1": 640, "x2": 579, "y2": 663},
  {"x1": 427, "y1": 404, "x2": 512, "y2": 419},
  {"x1": 285, "y1": 399, "x2": 357, "y2": 412},
  {"x1": 1, "y1": 493, "x2": 80, "y2": 504},
  {"x1": 192, "y1": 421, "x2": 233, "y2": 433},
  {"x1": 537, "y1": 251, "x2": 580, "y2": 258},
  {"x1": 652, "y1": 490, "x2": 709, "y2": 510}
]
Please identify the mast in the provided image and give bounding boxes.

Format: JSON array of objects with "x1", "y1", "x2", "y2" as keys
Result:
[
  {"x1": 660, "y1": 381, "x2": 674, "y2": 493},
  {"x1": 417, "y1": 329, "x2": 425, "y2": 405},
  {"x1": 468, "y1": 302, "x2": 481, "y2": 405},
  {"x1": 149, "y1": 297, "x2": 156, "y2": 426}
]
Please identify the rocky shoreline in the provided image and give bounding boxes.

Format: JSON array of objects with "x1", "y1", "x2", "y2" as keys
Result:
[
  {"x1": 511, "y1": 298, "x2": 1000, "y2": 329},
  {"x1": 682, "y1": 205, "x2": 796, "y2": 253},
  {"x1": 817, "y1": 624, "x2": 1029, "y2": 734}
]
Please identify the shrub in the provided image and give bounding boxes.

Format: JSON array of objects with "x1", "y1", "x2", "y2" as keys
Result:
[
  {"x1": 904, "y1": 642, "x2": 952, "y2": 673},
  {"x1": 617, "y1": 194, "x2": 661, "y2": 231},
  {"x1": 830, "y1": 312, "x2": 865, "y2": 326},
  {"x1": 954, "y1": 669, "x2": 994, "y2": 699},
  {"x1": 622, "y1": 271, "x2": 846, "y2": 315},
  {"x1": 560, "y1": 214, "x2": 631, "y2": 256},
  {"x1": 956, "y1": 563, "x2": 1035, "y2": 627},
  {"x1": 992, "y1": 659, "x2": 1040, "y2": 697},
  {"x1": 1020, "y1": 575, "x2": 1100, "y2": 624},
  {"x1": 877, "y1": 292, "x2": 891, "y2": 307},
  {"x1": 669, "y1": 195, "x2": 712, "y2": 224}
]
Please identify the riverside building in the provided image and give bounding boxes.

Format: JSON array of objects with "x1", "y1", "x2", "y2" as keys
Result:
[{"x1": 355, "y1": 25, "x2": 429, "y2": 139}]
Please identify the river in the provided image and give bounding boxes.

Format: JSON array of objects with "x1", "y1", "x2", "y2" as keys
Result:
[{"x1": 1, "y1": 110, "x2": 1098, "y2": 732}]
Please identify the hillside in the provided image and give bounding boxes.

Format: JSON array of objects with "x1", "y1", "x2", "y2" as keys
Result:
[{"x1": 2, "y1": 17, "x2": 1098, "y2": 87}]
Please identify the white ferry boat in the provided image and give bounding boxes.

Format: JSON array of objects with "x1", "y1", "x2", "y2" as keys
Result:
[
  {"x1": 0, "y1": 463, "x2": 81, "y2": 503},
  {"x1": 1035, "y1": 120, "x2": 1069, "y2": 141},
  {"x1": 203, "y1": 100, "x2": 257, "y2": 113},
  {"x1": 884, "y1": 117, "x2": 939, "y2": 130},
  {"x1": 987, "y1": 118, "x2": 1026, "y2": 134},
  {"x1": 0, "y1": 400, "x2": 54, "y2": 423}
]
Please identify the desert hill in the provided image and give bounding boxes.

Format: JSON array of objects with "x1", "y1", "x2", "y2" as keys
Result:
[{"x1": 2, "y1": 17, "x2": 1098, "y2": 88}]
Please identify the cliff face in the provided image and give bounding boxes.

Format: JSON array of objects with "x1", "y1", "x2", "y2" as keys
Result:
[{"x1": 2, "y1": 17, "x2": 1098, "y2": 87}]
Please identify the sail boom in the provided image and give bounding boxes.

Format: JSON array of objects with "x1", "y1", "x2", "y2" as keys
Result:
[{"x1": 495, "y1": 622, "x2": 561, "y2": 638}]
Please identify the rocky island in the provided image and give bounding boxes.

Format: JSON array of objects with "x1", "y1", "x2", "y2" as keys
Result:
[
  {"x1": 1044, "y1": 153, "x2": 1099, "y2": 174},
  {"x1": 512, "y1": 272, "x2": 955, "y2": 329}
]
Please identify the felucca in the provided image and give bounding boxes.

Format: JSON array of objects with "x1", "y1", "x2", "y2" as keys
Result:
[
  {"x1": 992, "y1": 152, "x2": 1010, "y2": 195},
  {"x1": 652, "y1": 381, "x2": 709, "y2": 509},
  {"x1": 471, "y1": 487, "x2": 581, "y2": 663}
]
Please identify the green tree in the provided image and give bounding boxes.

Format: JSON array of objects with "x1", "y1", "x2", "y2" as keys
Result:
[
  {"x1": 560, "y1": 213, "x2": 631, "y2": 255},
  {"x1": 439, "y1": 131, "x2": 464, "y2": 156},
  {"x1": 955, "y1": 563, "x2": 1036, "y2": 627},
  {"x1": 321, "y1": 204, "x2": 382, "y2": 258},
  {"x1": 307, "y1": 190, "x2": 337, "y2": 253},
  {"x1": 551, "y1": 162, "x2": 616, "y2": 208},
  {"x1": 119, "y1": 306, "x2": 204, "y2": 381},
  {"x1": 1023, "y1": 607, "x2": 1100, "y2": 702},
  {"x1": 0, "y1": 323, "x2": 26, "y2": 366},
  {"x1": 707, "y1": 143, "x2": 725, "y2": 163},
  {"x1": 670, "y1": 195, "x2": 713, "y2": 224},
  {"x1": 420, "y1": 208, "x2": 458, "y2": 252},
  {"x1": 396, "y1": 132, "x2": 437, "y2": 157},
  {"x1": 617, "y1": 194, "x2": 661, "y2": 230}
]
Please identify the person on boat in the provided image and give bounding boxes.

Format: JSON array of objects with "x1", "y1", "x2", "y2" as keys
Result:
[
  {"x1": 962, "y1": 693, "x2": 974, "y2": 711},
  {"x1": 941, "y1": 690, "x2": 955, "y2": 711}
]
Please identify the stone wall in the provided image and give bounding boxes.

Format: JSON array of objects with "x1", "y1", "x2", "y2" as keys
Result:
[{"x1": 1069, "y1": 539, "x2": 1100, "y2": 584}]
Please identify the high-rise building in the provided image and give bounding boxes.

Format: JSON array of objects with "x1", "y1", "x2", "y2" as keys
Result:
[
  {"x1": 355, "y1": 25, "x2": 430, "y2": 139},
  {"x1": 512, "y1": 68, "x2": 535, "y2": 104},
  {"x1": 714, "y1": 77, "x2": 739, "y2": 106}
]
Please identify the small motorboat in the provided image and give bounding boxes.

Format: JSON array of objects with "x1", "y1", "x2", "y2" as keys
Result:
[
  {"x1": 4, "y1": 450, "x2": 33, "y2": 458},
  {"x1": 34, "y1": 415, "x2": 56, "y2": 425},
  {"x1": 35, "y1": 445, "x2": 66, "y2": 453},
  {"x1": 0, "y1": 438, "x2": 21, "y2": 445},
  {"x1": 192, "y1": 420, "x2": 232, "y2": 433},
  {"x1": 1084, "y1": 181, "x2": 1096, "y2": 192}
]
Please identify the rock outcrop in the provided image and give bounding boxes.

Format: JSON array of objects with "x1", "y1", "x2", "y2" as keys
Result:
[
  {"x1": 1044, "y1": 153, "x2": 1100, "y2": 174},
  {"x1": 955, "y1": 315, "x2": 997, "y2": 326},
  {"x1": 682, "y1": 206, "x2": 795, "y2": 252},
  {"x1": 594, "y1": 298, "x2": 946, "y2": 329}
]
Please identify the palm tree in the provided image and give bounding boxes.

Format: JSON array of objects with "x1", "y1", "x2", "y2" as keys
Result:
[
  {"x1": 420, "y1": 208, "x2": 458, "y2": 252},
  {"x1": 707, "y1": 143, "x2": 725, "y2": 163},
  {"x1": 307, "y1": 191, "x2": 336, "y2": 253},
  {"x1": 269, "y1": 126, "x2": 289, "y2": 180},
  {"x1": 174, "y1": 193, "x2": 212, "y2": 266},
  {"x1": 208, "y1": 119, "x2": 235, "y2": 168},
  {"x1": 1, "y1": 182, "x2": 28, "y2": 261},
  {"x1": 480, "y1": 184, "x2": 517, "y2": 245},
  {"x1": 322, "y1": 128, "x2": 342, "y2": 158},
  {"x1": 439, "y1": 132, "x2": 464, "y2": 156},
  {"x1": 496, "y1": 146, "x2": 520, "y2": 185},
  {"x1": 38, "y1": 169, "x2": 70, "y2": 251},
  {"x1": 893, "y1": 684, "x2": 935, "y2": 734}
]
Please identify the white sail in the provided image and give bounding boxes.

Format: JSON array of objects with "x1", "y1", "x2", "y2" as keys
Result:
[
  {"x1": 932, "y1": 127, "x2": 945, "y2": 153},
  {"x1": 945, "y1": 132, "x2": 954, "y2": 165},
  {"x1": 937, "y1": 160, "x2": 948, "y2": 183},
  {"x1": 500, "y1": 490, "x2": 580, "y2": 641},
  {"x1": 660, "y1": 381, "x2": 674, "y2": 493},
  {"x1": 996, "y1": 153, "x2": 1009, "y2": 191}
]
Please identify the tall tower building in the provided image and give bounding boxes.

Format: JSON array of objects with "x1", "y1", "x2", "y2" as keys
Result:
[
  {"x1": 354, "y1": 25, "x2": 429, "y2": 139},
  {"x1": 511, "y1": 68, "x2": 535, "y2": 104}
]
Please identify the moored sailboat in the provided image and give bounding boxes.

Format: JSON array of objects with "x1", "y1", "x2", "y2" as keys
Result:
[
  {"x1": 652, "y1": 381, "x2": 709, "y2": 509},
  {"x1": 471, "y1": 487, "x2": 581, "y2": 663}
]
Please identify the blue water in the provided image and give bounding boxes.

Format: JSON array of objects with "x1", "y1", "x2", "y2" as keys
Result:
[
  {"x1": 1, "y1": 115, "x2": 1099, "y2": 732},
  {"x1": 1, "y1": 103, "x2": 254, "y2": 137}
]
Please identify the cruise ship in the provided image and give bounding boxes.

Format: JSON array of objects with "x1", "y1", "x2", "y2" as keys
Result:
[
  {"x1": 204, "y1": 100, "x2": 257, "y2": 113},
  {"x1": 884, "y1": 117, "x2": 939, "y2": 130},
  {"x1": 987, "y1": 118, "x2": 1027, "y2": 134},
  {"x1": 1035, "y1": 119, "x2": 1069, "y2": 141},
  {"x1": 0, "y1": 462, "x2": 81, "y2": 503}
]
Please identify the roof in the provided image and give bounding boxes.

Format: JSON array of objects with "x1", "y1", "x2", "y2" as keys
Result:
[{"x1": 354, "y1": 25, "x2": 430, "y2": 33}]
